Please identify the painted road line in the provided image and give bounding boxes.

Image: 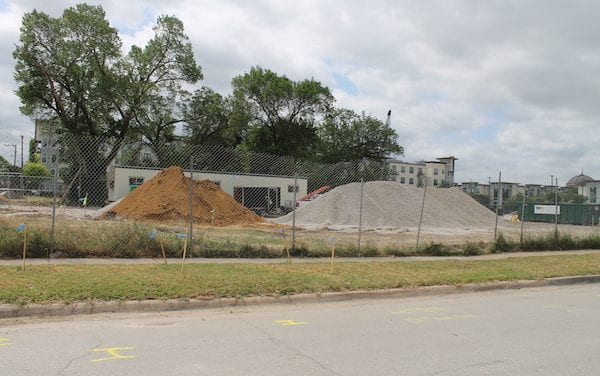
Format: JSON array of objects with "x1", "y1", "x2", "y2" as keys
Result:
[
  {"x1": 0, "y1": 337, "x2": 12, "y2": 346},
  {"x1": 275, "y1": 320, "x2": 309, "y2": 326},
  {"x1": 91, "y1": 347, "x2": 135, "y2": 363}
]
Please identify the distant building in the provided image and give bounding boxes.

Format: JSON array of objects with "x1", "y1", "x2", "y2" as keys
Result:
[
  {"x1": 580, "y1": 181, "x2": 600, "y2": 204},
  {"x1": 567, "y1": 172, "x2": 594, "y2": 188},
  {"x1": 34, "y1": 119, "x2": 60, "y2": 177},
  {"x1": 388, "y1": 156, "x2": 457, "y2": 187}
]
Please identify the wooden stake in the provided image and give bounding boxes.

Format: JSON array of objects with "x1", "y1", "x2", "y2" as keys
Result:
[
  {"x1": 22, "y1": 224, "x2": 28, "y2": 270},
  {"x1": 330, "y1": 242, "x2": 336, "y2": 273},
  {"x1": 158, "y1": 234, "x2": 167, "y2": 265},
  {"x1": 180, "y1": 235, "x2": 188, "y2": 274},
  {"x1": 330, "y1": 238, "x2": 335, "y2": 273}
]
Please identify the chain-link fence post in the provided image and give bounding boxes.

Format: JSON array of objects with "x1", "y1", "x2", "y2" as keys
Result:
[
  {"x1": 520, "y1": 191, "x2": 526, "y2": 245},
  {"x1": 494, "y1": 171, "x2": 501, "y2": 240},
  {"x1": 358, "y1": 177, "x2": 364, "y2": 253},
  {"x1": 416, "y1": 178, "x2": 427, "y2": 251},
  {"x1": 554, "y1": 176, "x2": 559, "y2": 248},
  {"x1": 49, "y1": 127, "x2": 58, "y2": 258},
  {"x1": 188, "y1": 152, "x2": 194, "y2": 257},
  {"x1": 291, "y1": 174, "x2": 298, "y2": 255}
]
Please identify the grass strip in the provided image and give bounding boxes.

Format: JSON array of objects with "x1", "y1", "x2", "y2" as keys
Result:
[{"x1": 2, "y1": 254, "x2": 600, "y2": 305}]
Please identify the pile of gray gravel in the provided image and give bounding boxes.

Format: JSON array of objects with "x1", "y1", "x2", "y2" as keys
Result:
[{"x1": 271, "y1": 181, "x2": 497, "y2": 230}]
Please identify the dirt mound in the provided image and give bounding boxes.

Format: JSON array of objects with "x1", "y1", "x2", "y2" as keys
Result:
[
  {"x1": 101, "y1": 166, "x2": 265, "y2": 227},
  {"x1": 0, "y1": 193, "x2": 9, "y2": 203},
  {"x1": 272, "y1": 181, "x2": 496, "y2": 230}
]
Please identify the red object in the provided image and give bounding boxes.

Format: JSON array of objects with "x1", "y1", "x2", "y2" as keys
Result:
[{"x1": 299, "y1": 186, "x2": 332, "y2": 202}]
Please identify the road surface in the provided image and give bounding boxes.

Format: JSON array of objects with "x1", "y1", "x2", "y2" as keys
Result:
[{"x1": 2, "y1": 283, "x2": 599, "y2": 375}]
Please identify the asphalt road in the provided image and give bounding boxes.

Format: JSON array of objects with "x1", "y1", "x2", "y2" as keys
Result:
[{"x1": 2, "y1": 283, "x2": 600, "y2": 375}]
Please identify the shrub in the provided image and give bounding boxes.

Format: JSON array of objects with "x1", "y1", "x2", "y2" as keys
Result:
[
  {"x1": 492, "y1": 233, "x2": 516, "y2": 253},
  {"x1": 462, "y1": 241, "x2": 486, "y2": 256}
]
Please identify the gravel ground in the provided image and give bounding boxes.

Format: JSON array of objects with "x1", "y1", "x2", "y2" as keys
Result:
[{"x1": 272, "y1": 182, "x2": 497, "y2": 230}]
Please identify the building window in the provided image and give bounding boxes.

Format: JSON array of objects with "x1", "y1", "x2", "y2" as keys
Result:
[
  {"x1": 434, "y1": 179, "x2": 438, "y2": 186},
  {"x1": 128, "y1": 177, "x2": 144, "y2": 192},
  {"x1": 400, "y1": 177, "x2": 405, "y2": 184},
  {"x1": 409, "y1": 167, "x2": 414, "y2": 174},
  {"x1": 409, "y1": 178, "x2": 414, "y2": 185},
  {"x1": 418, "y1": 167, "x2": 423, "y2": 175},
  {"x1": 288, "y1": 185, "x2": 299, "y2": 193},
  {"x1": 591, "y1": 187, "x2": 597, "y2": 204},
  {"x1": 434, "y1": 168, "x2": 438, "y2": 175},
  {"x1": 401, "y1": 166, "x2": 405, "y2": 173},
  {"x1": 441, "y1": 169, "x2": 445, "y2": 175}
]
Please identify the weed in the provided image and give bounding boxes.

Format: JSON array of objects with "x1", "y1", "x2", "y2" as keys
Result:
[{"x1": 492, "y1": 233, "x2": 516, "y2": 253}]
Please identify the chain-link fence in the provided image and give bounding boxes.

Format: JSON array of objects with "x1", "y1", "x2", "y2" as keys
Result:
[{"x1": 1, "y1": 133, "x2": 599, "y2": 260}]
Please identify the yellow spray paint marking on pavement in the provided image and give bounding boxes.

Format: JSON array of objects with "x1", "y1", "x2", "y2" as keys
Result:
[
  {"x1": 0, "y1": 338, "x2": 12, "y2": 347},
  {"x1": 275, "y1": 320, "x2": 309, "y2": 326},
  {"x1": 391, "y1": 307, "x2": 443, "y2": 315},
  {"x1": 404, "y1": 314, "x2": 478, "y2": 324},
  {"x1": 91, "y1": 347, "x2": 135, "y2": 363}
]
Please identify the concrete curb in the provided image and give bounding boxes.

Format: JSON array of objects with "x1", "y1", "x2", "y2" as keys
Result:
[{"x1": 2, "y1": 275, "x2": 599, "y2": 320}]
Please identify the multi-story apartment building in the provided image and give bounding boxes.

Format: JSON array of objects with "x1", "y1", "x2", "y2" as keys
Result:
[
  {"x1": 388, "y1": 156, "x2": 457, "y2": 187},
  {"x1": 34, "y1": 119, "x2": 60, "y2": 177}
]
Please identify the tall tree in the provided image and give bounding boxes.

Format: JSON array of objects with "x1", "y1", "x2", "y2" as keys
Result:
[
  {"x1": 316, "y1": 108, "x2": 403, "y2": 163},
  {"x1": 183, "y1": 86, "x2": 235, "y2": 146},
  {"x1": 13, "y1": 4, "x2": 201, "y2": 204},
  {"x1": 231, "y1": 66, "x2": 334, "y2": 158}
]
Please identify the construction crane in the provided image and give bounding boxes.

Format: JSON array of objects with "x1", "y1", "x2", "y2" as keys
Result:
[{"x1": 385, "y1": 110, "x2": 391, "y2": 128}]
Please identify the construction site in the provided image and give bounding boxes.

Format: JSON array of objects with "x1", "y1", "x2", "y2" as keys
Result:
[{"x1": 3, "y1": 161, "x2": 600, "y2": 260}]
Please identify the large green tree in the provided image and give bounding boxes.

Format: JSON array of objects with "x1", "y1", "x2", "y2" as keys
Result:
[
  {"x1": 231, "y1": 66, "x2": 334, "y2": 158},
  {"x1": 183, "y1": 86, "x2": 236, "y2": 146},
  {"x1": 316, "y1": 108, "x2": 403, "y2": 163},
  {"x1": 13, "y1": 4, "x2": 201, "y2": 204}
]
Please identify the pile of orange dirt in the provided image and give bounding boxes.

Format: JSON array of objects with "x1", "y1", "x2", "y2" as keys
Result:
[
  {"x1": 0, "y1": 194, "x2": 9, "y2": 202},
  {"x1": 101, "y1": 166, "x2": 267, "y2": 227}
]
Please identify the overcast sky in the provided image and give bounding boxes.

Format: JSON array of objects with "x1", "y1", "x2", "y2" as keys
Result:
[{"x1": 0, "y1": 0, "x2": 598, "y2": 186}]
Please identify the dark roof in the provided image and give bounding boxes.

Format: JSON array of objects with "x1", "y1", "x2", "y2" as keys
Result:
[{"x1": 566, "y1": 173, "x2": 594, "y2": 187}]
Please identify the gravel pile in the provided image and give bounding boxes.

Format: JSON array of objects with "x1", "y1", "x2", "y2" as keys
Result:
[{"x1": 272, "y1": 181, "x2": 496, "y2": 230}]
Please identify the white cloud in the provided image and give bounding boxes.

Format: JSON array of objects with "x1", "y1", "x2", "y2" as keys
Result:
[{"x1": 2, "y1": 0, "x2": 599, "y2": 185}]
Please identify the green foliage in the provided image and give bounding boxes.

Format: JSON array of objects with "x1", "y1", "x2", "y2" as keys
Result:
[
  {"x1": 502, "y1": 193, "x2": 524, "y2": 213},
  {"x1": 22, "y1": 161, "x2": 50, "y2": 177},
  {"x1": 0, "y1": 155, "x2": 11, "y2": 169},
  {"x1": 231, "y1": 66, "x2": 333, "y2": 158},
  {"x1": 14, "y1": 4, "x2": 202, "y2": 205},
  {"x1": 492, "y1": 233, "x2": 517, "y2": 253},
  {"x1": 438, "y1": 180, "x2": 454, "y2": 188},
  {"x1": 316, "y1": 108, "x2": 402, "y2": 163},
  {"x1": 28, "y1": 138, "x2": 37, "y2": 162},
  {"x1": 561, "y1": 188, "x2": 586, "y2": 204},
  {"x1": 469, "y1": 193, "x2": 491, "y2": 207},
  {"x1": 184, "y1": 86, "x2": 234, "y2": 146}
]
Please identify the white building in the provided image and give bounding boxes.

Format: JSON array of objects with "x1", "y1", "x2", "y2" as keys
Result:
[
  {"x1": 388, "y1": 156, "x2": 457, "y2": 187},
  {"x1": 579, "y1": 181, "x2": 600, "y2": 204},
  {"x1": 107, "y1": 165, "x2": 308, "y2": 212}
]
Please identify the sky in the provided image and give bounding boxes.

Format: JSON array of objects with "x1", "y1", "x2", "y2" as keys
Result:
[{"x1": 0, "y1": 0, "x2": 598, "y2": 186}]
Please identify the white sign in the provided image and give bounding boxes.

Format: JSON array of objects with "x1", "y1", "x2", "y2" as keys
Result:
[{"x1": 534, "y1": 205, "x2": 560, "y2": 215}]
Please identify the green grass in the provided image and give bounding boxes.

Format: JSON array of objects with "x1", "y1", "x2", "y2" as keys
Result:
[{"x1": 2, "y1": 253, "x2": 600, "y2": 305}]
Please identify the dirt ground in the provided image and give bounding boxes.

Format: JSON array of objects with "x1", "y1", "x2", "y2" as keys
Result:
[{"x1": 2, "y1": 201, "x2": 598, "y2": 249}]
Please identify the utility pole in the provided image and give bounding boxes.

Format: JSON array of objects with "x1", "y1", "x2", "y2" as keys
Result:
[
  {"x1": 20, "y1": 135, "x2": 24, "y2": 168},
  {"x1": 4, "y1": 144, "x2": 17, "y2": 167}
]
